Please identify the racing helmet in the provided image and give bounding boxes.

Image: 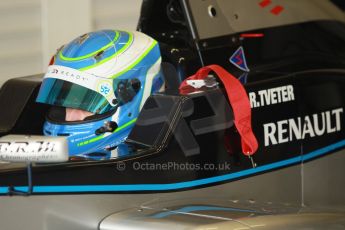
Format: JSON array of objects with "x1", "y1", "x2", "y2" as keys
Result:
[{"x1": 36, "y1": 30, "x2": 164, "y2": 159}]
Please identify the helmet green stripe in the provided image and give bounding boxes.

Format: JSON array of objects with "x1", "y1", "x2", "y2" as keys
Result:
[
  {"x1": 79, "y1": 32, "x2": 134, "y2": 71},
  {"x1": 59, "y1": 30, "x2": 120, "y2": 61},
  {"x1": 111, "y1": 40, "x2": 158, "y2": 79},
  {"x1": 76, "y1": 118, "x2": 137, "y2": 147}
]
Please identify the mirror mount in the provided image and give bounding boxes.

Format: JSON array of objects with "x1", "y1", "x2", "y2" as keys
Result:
[{"x1": 7, "y1": 162, "x2": 33, "y2": 196}]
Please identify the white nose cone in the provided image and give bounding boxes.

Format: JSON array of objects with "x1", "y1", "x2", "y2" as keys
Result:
[{"x1": 0, "y1": 135, "x2": 69, "y2": 163}]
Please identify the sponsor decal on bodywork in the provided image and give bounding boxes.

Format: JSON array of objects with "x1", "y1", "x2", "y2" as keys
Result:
[
  {"x1": 0, "y1": 136, "x2": 68, "y2": 163},
  {"x1": 229, "y1": 46, "x2": 250, "y2": 72},
  {"x1": 0, "y1": 141, "x2": 57, "y2": 153},
  {"x1": 264, "y1": 108, "x2": 343, "y2": 146},
  {"x1": 249, "y1": 85, "x2": 295, "y2": 108}
]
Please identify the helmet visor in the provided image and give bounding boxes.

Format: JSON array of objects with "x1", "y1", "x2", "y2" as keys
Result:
[
  {"x1": 36, "y1": 77, "x2": 115, "y2": 114},
  {"x1": 36, "y1": 65, "x2": 118, "y2": 114},
  {"x1": 36, "y1": 65, "x2": 142, "y2": 114}
]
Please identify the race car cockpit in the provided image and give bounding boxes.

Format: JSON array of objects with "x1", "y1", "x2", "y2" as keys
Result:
[{"x1": 0, "y1": 0, "x2": 344, "y2": 198}]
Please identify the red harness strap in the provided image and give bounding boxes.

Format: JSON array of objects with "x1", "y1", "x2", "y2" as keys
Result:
[{"x1": 179, "y1": 65, "x2": 258, "y2": 155}]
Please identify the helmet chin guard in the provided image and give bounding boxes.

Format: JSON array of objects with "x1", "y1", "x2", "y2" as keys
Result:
[{"x1": 37, "y1": 29, "x2": 164, "y2": 159}]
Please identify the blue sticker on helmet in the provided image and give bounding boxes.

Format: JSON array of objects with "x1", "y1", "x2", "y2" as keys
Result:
[{"x1": 229, "y1": 46, "x2": 250, "y2": 72}]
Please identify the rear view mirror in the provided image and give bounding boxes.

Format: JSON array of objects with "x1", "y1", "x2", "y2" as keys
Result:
[{"x1": 0, "y1": 135, "x2": 69, "y2": 163}]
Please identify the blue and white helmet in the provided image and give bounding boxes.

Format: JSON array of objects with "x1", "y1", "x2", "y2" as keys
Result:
[{"x1": 36, "y1": 30, "x2": 164, "y2": 159}]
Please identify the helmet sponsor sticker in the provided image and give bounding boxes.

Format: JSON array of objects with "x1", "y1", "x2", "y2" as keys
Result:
[
  {"x1": 44, "y1": 65, "x2": 117, "y2": 105},
  {"x1": 97, "y1": 80, "x2": 113, "y2": 99}
]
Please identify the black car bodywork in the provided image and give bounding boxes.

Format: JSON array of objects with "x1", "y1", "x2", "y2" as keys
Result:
[{"x1": 0, "y1": 0, "x2": 344, "y2": 197}]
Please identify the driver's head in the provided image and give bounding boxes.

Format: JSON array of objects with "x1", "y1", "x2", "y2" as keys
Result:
[{"x1": 36, "y1": 29, "x2": 164, "y2": 159}]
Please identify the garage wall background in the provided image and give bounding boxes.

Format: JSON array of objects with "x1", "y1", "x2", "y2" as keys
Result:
[{"x1": 0, "y1": 0, "x2": 141, "y2": 86}]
